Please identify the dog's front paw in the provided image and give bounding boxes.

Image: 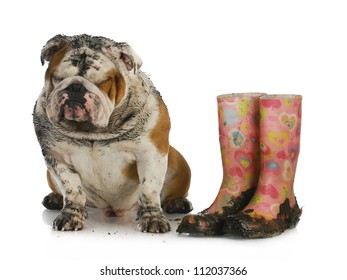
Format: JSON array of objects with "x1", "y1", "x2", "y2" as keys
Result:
[
  {"x1": 137, "y1": 206, "x2": 171, "y2": 233},
  {"x1": 53, "y1": 207, "x2": 88, "y2": 231}
]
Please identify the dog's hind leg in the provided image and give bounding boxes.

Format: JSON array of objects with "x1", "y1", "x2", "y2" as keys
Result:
[
  {"x1": 42, "y1": 170, "x2": 63, "y2": 210},
  {"x1": 161, "y1": 146, "x2": 193, "y2": 214}
]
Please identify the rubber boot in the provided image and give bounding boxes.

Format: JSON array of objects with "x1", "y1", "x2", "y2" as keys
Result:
[
  {"x1": 223, "y1": 95, "x2": 302, "y2": 238},
  {"x1": 177, "y1": 93, "x2": 265, "y2": 235}
]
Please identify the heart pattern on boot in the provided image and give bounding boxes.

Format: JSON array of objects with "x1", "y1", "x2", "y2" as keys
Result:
[
  {"x1": 260, "y1": 142, "x2": 272, "y2": 157},
  {"x1": 289, "y1": 146, "x2": 299, "y2": 161},
  {"x1": 260, "y1": 184, "x2": 279, "y2": 199},
  {"x1": 267, "y1": 131, "x2": 289, "y2": 147},
  {"x1": 277, "y1": 151, "x2": 286, "y2": 159},
  {"x1": 261, "y1": 99, "x2": 281, "y2": 108},
  {"x1": 282, "y1": 160, "x2": 293, "y2": 181},
  {"x1": 279, "y1": 113, "x2": 297, "y2": 131},
  {"x1": 229, "y1": 166, "x2": 243, "y2": 177},
  {"x1": 235, "y1": 151, "x2": 254, "y2": 170}
]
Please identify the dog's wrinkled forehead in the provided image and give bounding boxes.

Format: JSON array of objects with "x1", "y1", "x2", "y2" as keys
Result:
[
  {"x1": 41, "y1": 34, "x2": 142, "y2": 74},
  {"x1": 55, "y1": 47, "x2": 114, "y2": 82},
  {"x1": 66, "y1": 49, "x2": 102, "y2": 74}
]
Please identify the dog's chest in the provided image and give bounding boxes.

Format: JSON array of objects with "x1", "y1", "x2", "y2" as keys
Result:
[{"x1": 55, "y1": 141, "x2": 139, "y2": 208}]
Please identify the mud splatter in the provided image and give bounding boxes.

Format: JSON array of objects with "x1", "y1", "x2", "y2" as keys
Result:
[
  {"x1": 223, "y1": 198, "x2": 301, "y2": 238},
  {"x1": 177, "y1": 187, "x2": 256, "y2": 235}
]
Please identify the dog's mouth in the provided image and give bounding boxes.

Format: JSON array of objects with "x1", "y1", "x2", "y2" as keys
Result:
[
  {"x1": 57, "y1": 97, "x2": 100, "y2": 132},
  {"x1": 46, "y1": 77, "x2": 114, "y2": 130},
  {"x1": 58, "y1": 104, "x2": 92, "y2": 132},
  {"x1": 57, "y1": 85, "x2": 90, "y2": 123}
]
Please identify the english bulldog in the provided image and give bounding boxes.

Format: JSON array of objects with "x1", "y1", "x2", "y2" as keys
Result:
[{"x1": 34, "y1": 34, "x2": 192, "y2": 233}]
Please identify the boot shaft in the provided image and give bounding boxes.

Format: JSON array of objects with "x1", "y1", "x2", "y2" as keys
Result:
[
  {"x1": 217, "y1": 93, "x2": 266, "y2": 175},
  {"x1": 259, "y1": 95, "x2": 302, "y2": 179}
]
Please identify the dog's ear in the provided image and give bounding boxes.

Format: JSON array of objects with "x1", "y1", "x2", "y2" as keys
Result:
[
  {"x1": 119, "y1": 43, "x2": 143, "y2": 73},
  {"x1": 106, "y1": 43, "x2": 143, "y2": 73},
  {"x1": 40, "y1": 35, "x2": 67, "y2": 66}
]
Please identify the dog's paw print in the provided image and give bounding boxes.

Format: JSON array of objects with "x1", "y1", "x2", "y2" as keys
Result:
[
  {"x1": 53, "y1": 207, "x2": 87, "y2": 231},
  {"x1": 137, "y1": 206, "x2": 171, "y2": 233}
]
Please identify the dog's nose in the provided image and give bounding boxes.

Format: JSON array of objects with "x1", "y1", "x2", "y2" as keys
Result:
[
  {"x1": 65, "y1": 83, "x2": 87, "y2": 104},
  {"x1": 66, "y1": 83, "x2": 87, "y2": 95}
]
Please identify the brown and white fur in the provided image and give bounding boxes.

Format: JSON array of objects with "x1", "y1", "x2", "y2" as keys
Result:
[{"x1": 34, "y1": 34, "x2": 192, "y2": 233}]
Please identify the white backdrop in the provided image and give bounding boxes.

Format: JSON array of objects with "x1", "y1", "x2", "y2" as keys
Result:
[{"x1": 1, "y1": 0, "x2": 346, "y2": 279}]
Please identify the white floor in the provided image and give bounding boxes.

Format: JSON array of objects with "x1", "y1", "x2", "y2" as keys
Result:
[{"x1": 2, "y1": 184, "x2": 342, "y2": 280}]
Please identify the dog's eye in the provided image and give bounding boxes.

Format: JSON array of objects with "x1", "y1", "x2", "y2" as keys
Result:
[
  {"x1": 98, "y1": 78, "x2": 112, "y2": 93},
  {"x1": 98, "y1": 79, "x2": 111, "y2": 86},
  {"x1": 52, "y1": 75, "x2": 63, "y2": 85}
]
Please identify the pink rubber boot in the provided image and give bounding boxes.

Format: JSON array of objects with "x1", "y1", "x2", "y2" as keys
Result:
[
  {"x1": 177, "y1": 93, "x2": 265, "y2": 235},
  {"x1": 223, "y1": 95, "x2": 302, "y2": 238}
]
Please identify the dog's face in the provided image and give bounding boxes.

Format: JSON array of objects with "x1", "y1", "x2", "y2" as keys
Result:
[{"x1": 41, "y1": 34, "x2": 142, "y2": 132}]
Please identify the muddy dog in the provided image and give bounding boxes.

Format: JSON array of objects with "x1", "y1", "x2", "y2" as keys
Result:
[{"x1": 34, "y1": 34, "x2": 192, "y2": 233}]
